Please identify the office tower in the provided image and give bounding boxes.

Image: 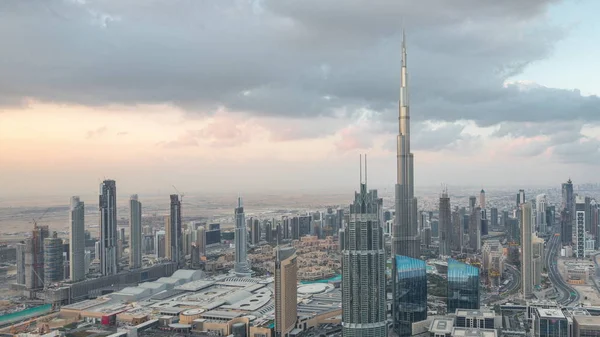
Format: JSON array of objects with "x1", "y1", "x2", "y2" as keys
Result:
[
  {"x1": 342, "y1": 156, "x2": 386, "y2": 337},
  {"x1": 469, "y1": 196, "x2": 477, "y2": 211},
  {"x1": 392, "y1": 33, "x2": 420, "y2": 259},
  {"x1": 298, "y1": 216, "x2": 311, "y2": 238},
  {"x1": 251, "y1": 218, "x2": 261, "y2": 245},
  {"x1": 16, "y1": 243, "x2": 26, "y2": 285},
  {"x1": 592, "y1": 200, "x2": 599, "y2": 249},
  {"x1": 521, "y1": 202, "x2": 533, "y2": 299},
  {"x1": 183, "y1": 229, "x2": 192, "y2": 256},
  {"x1": 469, "y1": 206, "x2": 482, "y2": 251},
  {"x1": 479, "y1": 189, "x2": 486, "y2": 209},
  {"x1": 480, "y1": 214, "x2": 488, "y2": 236},
  {"x1": 573, "y1": 315, "x2": 600, "y2": 336},
  {"x1": 44, "y1": 232, "x2": 64, "y2": 286},
  {"x1": 99, "y1": 179, "x2": 118, "y2": 276},
  {"x1": 502, "y1": 210, "x2": 509, "y2": 228},
  {"x1": 575, "y1": 196, "x2": 586, "y2": 258},
  {"x1": 69, "y1": 196, "x2": 85, "y2": 281},
  {"x1": 490, "y1": 207, "x2": 498, "y2": 228},
  {"x1": 451, "y1": 207, "x2": 462, "y2": 252},
  {"x1": 337, "y1": 209, "x2": 345, "y2": 229},
  {"x1": 561, "y1": 179, "x2": 575, "y2": 245},
  {"x1": 447, "y1": 258, "x2": 480, "y2": 313},
  {"x1": 274, "y1": 246, "x2": 297, "y2": 337},
  {"x1": 265, "y1": 220, "x2": 273, "y2": 243},
  {"x1": 392, "y1": 255, "x2": 427, "y2": 336},
  {"x1": 129, "y1": 195, "x2": 142, "y2": 269},
  {"x1": 234, "y1": 197, "x2": 252, "y2": 277},
  {"x1": 536, "y1": 194, "x2": 548, "y2": 234},
  {"x1": 282, "y1": 216, "x2": 290, "y2": 240},
  {"x1": 198, "y1": 227, "x2": 207, "y2": 256},
  {"x1": 155, "y1": 230, "x2": 166, "y2": 258},
  {"x1": 166, "y1": 194, "x2": 182, "y2": 265},
  {"x1": 422, "y1": 227, "x2": 432, "y2": 248},
  {"x1": 517, "y1": 189, "x2": 526, "y2": 208}
]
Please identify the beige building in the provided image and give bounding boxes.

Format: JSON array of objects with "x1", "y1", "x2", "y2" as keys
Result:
[{"x1": 275, "y1": 246, "x2": 297, "y2": 337}]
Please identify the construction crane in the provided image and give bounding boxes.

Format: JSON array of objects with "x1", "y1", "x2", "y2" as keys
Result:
[
  {"x1": 172, "y1": 185, "x2": 185, "y2": 203},
  {"x1": 31, "y1": 207, "x2": 51, "y2": 228}
]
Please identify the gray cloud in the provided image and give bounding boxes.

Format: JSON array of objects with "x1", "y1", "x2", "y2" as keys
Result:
[{"x1": 1, "y1": 0, "x2": 599, "y2": 161}]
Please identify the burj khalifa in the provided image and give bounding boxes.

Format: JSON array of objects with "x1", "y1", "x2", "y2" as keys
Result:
[{"x1": 392, "y1": 32, "x2": 420, "y2": 259}]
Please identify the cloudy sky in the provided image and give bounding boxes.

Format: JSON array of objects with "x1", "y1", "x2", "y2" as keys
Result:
[{"x1": 1, "y1": 0, "x2": 599, "y2": 197}]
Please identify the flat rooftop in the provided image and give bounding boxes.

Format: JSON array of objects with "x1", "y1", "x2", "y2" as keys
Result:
[
  {"x1": 429, "y1": 318, "x2": 454, "y2": 334},
  {"x1": 574, "y1": 315, "x2": 600, "y2": 326},
  {"x1": 538, "y1": 308, "x2": 566, "y2": 319},
  {"x1": 455, "y1": 309, "x2": 497, "y2": 318}
]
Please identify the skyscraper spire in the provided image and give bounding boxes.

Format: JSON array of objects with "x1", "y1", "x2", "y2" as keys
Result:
[{"x1": 392, "y1": 31, "x2": 420, "y2": 259}]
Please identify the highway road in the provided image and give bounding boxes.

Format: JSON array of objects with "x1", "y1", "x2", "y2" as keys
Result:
[{"x1": 546, "y1": 228, "x2": 580, "y2": 306}]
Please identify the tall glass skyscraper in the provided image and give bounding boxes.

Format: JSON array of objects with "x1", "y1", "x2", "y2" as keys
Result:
[
  {"x1": 99, "y1": 180, "x2": 118, "y2": 276},
  {"x1": 341, "y1": 156, "x2": 386, "y2": 337},
  {"x1": 393, "y1": 255, "x2": 427, "y2": 336},
  {"x1": 447, "y1": 258, "x2": 480, "y2": 313}
]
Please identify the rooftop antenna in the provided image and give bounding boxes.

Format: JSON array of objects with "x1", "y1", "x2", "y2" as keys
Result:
[
  {"x1": 359, "y1": 154, "x2": 363, "y2": 185},
  {"x1": 364, "y1": 154, "x2": 368, "y2": 186}
]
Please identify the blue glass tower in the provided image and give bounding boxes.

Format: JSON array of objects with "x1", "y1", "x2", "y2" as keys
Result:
[
  {"x1": 447, "y1": 258, "x2": 480, "y2": 313},
  {"x1": 393, "y1": 255, "x2": 427, "y2": 336}
]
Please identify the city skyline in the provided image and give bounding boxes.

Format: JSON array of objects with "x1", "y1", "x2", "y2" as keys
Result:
[{"x1": 1, "y1": 1, "x2": 600, "y2": 196}]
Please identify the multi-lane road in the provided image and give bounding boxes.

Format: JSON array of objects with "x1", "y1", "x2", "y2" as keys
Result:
[{"x1": 546, "y1": 229, "x2": 580, "y2": 306}]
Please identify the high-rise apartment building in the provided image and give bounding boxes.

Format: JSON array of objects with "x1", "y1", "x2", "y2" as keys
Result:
[
  {"x1": 274, "y1": 246, "x2": 297, "y2": 337},
  {"x1": 521, "y1": 202, "x2": 533, "y2": 299},
  {"x1": 234, "y1": 197, "x2": 252, "y2": 277},
  {"x1": 451, "y1": 207, "x2": 462, "y2": 252},
  {"x1": 469, "y1": 206, "x2": 482, "y2": 251},
  {"x1": 99, "y1": 180, "x2": 118, "y2": 275},
  {"x1": 129, "y1": 195, "x2": 142, "y2": 269},
  {"x1": 447, "y1": 258, "x2": 480, "y2": 313},
  {"x1": 167, "y1": 194, "x2": 182, "y2": 265},
  {"x1": 439, "y1": 188, "x2": 451, "y2": 256},
  {"x1": 392, "y1": 255, "x2": 427, "y2": 336},
  {"x1": 490, "y1": 207, "x2": 498, "y2": 228},
  {"x1": 342, "y1": 156, "x2": 386, "y2": 337},
  {"x1": 536, "y1": 194, "x2": 548, "y2": 234},
  {"x1": 155, "y1": 230, "x2": 166, "y2": 258},
  {"x1": 575, "y1": 196, "x2": 586, "y2": 258},
  {"x1": 479, "y1": 189, "x2": 486, "y2": 209},
  {"x1": 69, "y1": 196, "x2": 85, "y2": 282},
  {"x1": 392, "y1": 32, "x2": 420, "y2": 259},
  {"x1": 561, "y1": 179, "x2": 574, "y2": 246},
  {"x1": 44, "y1": 232, "x2": 64, "y2": 286}
]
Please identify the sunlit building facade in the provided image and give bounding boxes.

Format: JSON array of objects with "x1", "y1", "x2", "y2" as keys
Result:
[
  {"x1": 447, "y1": 258, "x2": 480, "y2": 313},
  {"x1": 393, "y1": 255, "x2": 427, "y2": 336}
]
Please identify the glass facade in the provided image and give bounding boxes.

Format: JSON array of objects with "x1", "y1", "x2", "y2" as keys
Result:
[
  {"x1": 538, "y1": 317, "x2": 568, "y2": 337},
  {"x1": 447, "y1": 258, "x2": 480, "y2": 313},
  {"x1": 393, "y1": 255, "x2": 427, "y2": 336}
]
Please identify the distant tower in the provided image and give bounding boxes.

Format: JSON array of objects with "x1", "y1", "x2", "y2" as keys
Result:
[
  {"x1": 274, "y1": 246, "x2": 297, "y2": 337},
  {"x1": 44, "y1": 232, "x2": 64, "y2": 286},
  {"x1": 439, "y1": 187, "x2": 451, "y2": 256},
  {"x1": 342, "y1": 155, "x2": 387, "y2": 337},
  {"x1": 521, "y1": 202, "x2": 533, "y2": 299},
  {"x1": 575, "y1": 196, "x2": 587, "y2": 258},
  {"x1": 167, "y1": 194, "x2": 182, "y2": 265},
  {"x1": 69, "y1": 196, "x2": 85, "y2": 281},
  {"x1": 99, "y1": 180, "x2": 118, "y2": 275},
  {"x1": 479, "y1": 189, "x2": 486, "y2": 209},
  {"x1": 517, "y1": 189, "x2": 526, "y2": 208},
  {"x1": 16, "y1": 243, "x2": 26, "y2": 285},
  {"x1": 535, "y1": 194, "x2": 548, "y2": 234},
  {"x1": 561, "y1": 179, "x2": 575, "y2": 245},
  {"x1": 469, "y1": 196, "x2": 477, "y2": 211},
  {"x1": 392, "y1": 31, "x2": 420, "y2": 259},
  {"x1": 129, "y1": 195, "x2": 142, "y2": 269},
  {"x1": 234, "y1": 197, "x2": 252, "y2": 277}
]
